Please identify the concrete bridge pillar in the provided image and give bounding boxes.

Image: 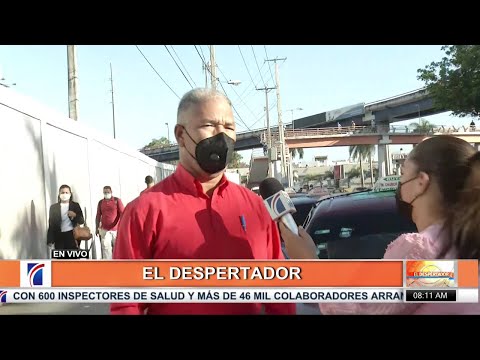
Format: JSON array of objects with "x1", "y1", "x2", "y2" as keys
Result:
[
  {"x1": 378, "y1": 135, "x2": 393, "y2": 178},
  {"x1": 363, "y1": 111, "x2": 375, "y2": 125}
]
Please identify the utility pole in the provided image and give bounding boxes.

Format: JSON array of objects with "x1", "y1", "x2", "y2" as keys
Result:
[
  {"x1": 109, "y1": 63, "x2": 116, "y2": 139},
  {"x1": 67, "y1": 45, "x2": 79, "y2": 121},
  {"x1": 209, "y1": 45, "x2": 217, "y2": 90},
  {"x1": 257, "y1": 86, "x2": 276, "y2": 176},
  {"x1": 266, "y1": 57, "x2": 287, "y2": 181},
  {"x1": 203, "y1": 62, "x2": 208, "y2": 88}
]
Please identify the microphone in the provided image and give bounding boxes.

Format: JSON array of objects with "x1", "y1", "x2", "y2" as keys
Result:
[{"x1": 259, "y1": 178, "x2": 299, "y2": 236}]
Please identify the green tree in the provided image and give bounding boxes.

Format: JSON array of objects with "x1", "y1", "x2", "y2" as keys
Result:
[
  {"x1": 303, "y1": 174, "x2": 321, "y2": 183},
  {"x1": 346, "y1": 167, "x2": 361, "y2": 188},
  {"x1": 144, "y1": 136, "x2": 170, "y2": 149},
  {"x1": 409, "y1": 118, "x2": 436, "y2": 133},
  {"x1": 228, "y1": 151, "x2": 243, "y2": 168},
  {"x1": 323, "y1": 170, "x2": 334, "y2": 180},
  {"x1": 417, "y1": 45, "x2": 480, "y2": 118}
]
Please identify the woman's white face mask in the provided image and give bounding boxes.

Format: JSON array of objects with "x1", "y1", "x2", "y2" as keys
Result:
[{"x1": 59, "y1": 193, "x2": 71, "y2": 202}]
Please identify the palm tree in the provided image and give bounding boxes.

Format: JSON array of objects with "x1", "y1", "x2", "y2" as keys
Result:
[
  {"x1": 346, "y1": 167, "x2": 361, "y2": 188},
  {"x1": 409, "y1": 118, "x2": 436, "y2": 133},
  {"x1": 349, "y1": 145, "x2": 375, "y2": 187}
]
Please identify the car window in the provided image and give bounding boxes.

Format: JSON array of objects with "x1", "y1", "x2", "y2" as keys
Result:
[
  {"x1": 292, "y1": 203, "x2": 315, "y2": 226},
  {"x1": 307, "y1": 207, "x2": 417, "y2": 259}
]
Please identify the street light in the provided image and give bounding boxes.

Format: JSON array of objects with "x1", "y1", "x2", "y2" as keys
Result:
[
  {"x1": 0, "y1": 77, "x2": 16, "y2": 88},
  {"x1": 225, "y1": 80, "x2": 241, "y2": 86},
  {"x1": 165, "y1": 122, "x2": 170, "y2": 144},
  {"x1": 286, "y1": 107, "x2": 303, "y2": 130}
]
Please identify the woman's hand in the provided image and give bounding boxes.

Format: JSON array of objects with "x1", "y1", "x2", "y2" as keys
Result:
[
  {"x1": 67, "y1": 211, "x2": 76, "y2": 219},
  {"x1": 278, "y1": 222, "x2": 318, "y2": 259}
]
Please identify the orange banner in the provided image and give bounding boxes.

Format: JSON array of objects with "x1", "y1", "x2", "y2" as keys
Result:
[
  {"x1": 0, "y1": 260, "x2": 477, "y2": 288},
  {"x1": 0, "y1": 261, "x2": 20, "y2": 287},
  {"x1": 458, "y1": 260, "x2": 479, "y2": 288},
  {"x1": 51, "y1": 260, "x2": 403, "y2": 287}
]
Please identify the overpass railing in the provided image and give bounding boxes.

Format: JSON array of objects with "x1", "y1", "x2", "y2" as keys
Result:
[
  {"x1": 141, "y1": 124, "x2": 479, "y2": 157},
  {"x1": 264, "y1": 124, "x2": 480, "y2": 143},
  {"x1": 141, "y1": 128, "x2": 265, "y2": 155}
]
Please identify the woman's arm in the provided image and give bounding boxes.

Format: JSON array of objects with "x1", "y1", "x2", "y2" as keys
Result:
[
  {"x1": 72, "y1": 202, "x2": 85, "y2": 225},
  {"x1": 279, "y1": 223, "x2": 429, "y2": 315}
]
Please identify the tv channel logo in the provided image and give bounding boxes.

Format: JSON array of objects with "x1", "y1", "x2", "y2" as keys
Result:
[
  {"x1": 0, "y1": 290, "x2": 7, "y2": 303},
  {"x1": 405, "y1": 260, "x2": 456, "y2": 288},
  {"x1": 20, "y1": 261, "x2": 52, "y2": 288}
]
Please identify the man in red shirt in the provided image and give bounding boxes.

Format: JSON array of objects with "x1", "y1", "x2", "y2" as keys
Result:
[
  {"x1": 112, "y1": 88, "x2": 295, "y2": 315},
  {"x1": 95, "y1": 186, "x2": 125, "y2": 259},
  {"x1": 140, "y1": 175, "x2": 154, "y2": 195}
]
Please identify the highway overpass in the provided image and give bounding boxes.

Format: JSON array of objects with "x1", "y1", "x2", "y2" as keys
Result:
[{"x1": 142, "y1": 87, "x2": 444, "y2": 162}]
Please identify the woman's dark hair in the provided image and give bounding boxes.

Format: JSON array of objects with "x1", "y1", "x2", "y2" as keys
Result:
[
  {"x1": 408, "y1": 135, "x2": 480, "y2": 259},
  {"x1": 57, "y1": 184, "x2": 74, "y2": 203}
]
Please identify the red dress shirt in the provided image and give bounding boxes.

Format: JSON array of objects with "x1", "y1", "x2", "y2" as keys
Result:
[{"x1": 111, "y1": 164, "x2": 295, "y2": 315}]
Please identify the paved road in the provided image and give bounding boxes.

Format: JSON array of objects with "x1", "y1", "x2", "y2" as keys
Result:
[{"x1": 0, "y1": 303, "x2": 110, "y2": 315}]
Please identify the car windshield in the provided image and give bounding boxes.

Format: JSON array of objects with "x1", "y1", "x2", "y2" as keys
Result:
[{"x1": 307, "y1": 204, "x2": 417, "y2": 259}]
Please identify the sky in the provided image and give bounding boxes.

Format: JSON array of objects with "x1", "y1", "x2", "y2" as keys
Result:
[{"x1": 0, "y1": 45, "x2": 476, "y2": 164}]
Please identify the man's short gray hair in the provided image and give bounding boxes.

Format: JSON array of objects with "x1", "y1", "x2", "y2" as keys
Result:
[{"x1": 177, "y1": 88, "x2": 232, "y2": 124}]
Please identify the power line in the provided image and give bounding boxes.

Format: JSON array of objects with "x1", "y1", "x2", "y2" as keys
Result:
[
  {"x1": 134, "y1": 45, "x2": 180, "y2": 99},
  {"x1": 170, "y1": 45, "x2": 197, "y2": 87},
  {"x1": 251, "y1": 45, "x2": 266, "y2": 88},
  {"x1": 238, "y1": 65, "x2": 270, "y2": 100},
  {"x1": 216, "y1": 64, "x2": 258, "y2": 123},
  {"x1": 240, "y1": 59, "x2": 285, "y2": 100},
  {"x1": 198, "y1": 45, "x2": 207, "y2": 63},
  {"x1": 193, "y1": 46, "x2": 251, "y2": 131},
  {"x1": 263, "y1": 45, "x2": 275, "y2": 85},
  {"x1": 238, "y1": 45, "x2": 256, "y2": 89},
  {"x1": 218, "y1": 80, "x2": 252, "y2": 131},
  {"x1": 164, "y1": 45, "x2": 194, "y2": 89},
  {"x1": 194, "y1": 45, "x2": 208, "y2": 86},
  {"x1": 250, "y1": 99, "x2": 277, "y2": 128}
]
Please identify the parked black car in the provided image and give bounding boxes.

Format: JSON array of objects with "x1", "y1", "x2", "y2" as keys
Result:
[
  {"x1": 303, "y1": 189, "x2": 417, "y2": 259},
  {"x1": 291, "y1": 196, "x2": 318, "y2": 227}
]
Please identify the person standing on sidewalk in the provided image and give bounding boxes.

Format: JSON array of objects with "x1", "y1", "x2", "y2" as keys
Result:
[
  {"x1": 140, "y1": 175, "x2": 155, "y2": 195},
  {"x1": 111, "y1": 88, "x2": 295, "y2": 315},
  {"x1": 95, "y1": 186, "x2": 124, "y2": 259},
  {"x1": 47, "y1": 184, "x2": 85, "y2": 251}
]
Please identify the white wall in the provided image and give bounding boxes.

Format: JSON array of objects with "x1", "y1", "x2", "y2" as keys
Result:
[{"x1": 0, "y1": 86, "x2": 175, "y2": 260}]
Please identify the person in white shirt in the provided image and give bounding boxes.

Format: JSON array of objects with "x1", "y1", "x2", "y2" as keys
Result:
[{"x1": 47, "y1": 184, "x2": 85, "y2": 250}]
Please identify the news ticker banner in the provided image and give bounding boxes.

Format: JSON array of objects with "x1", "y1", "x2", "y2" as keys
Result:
[
  {"x1": 0, "y1": 259, "x2": 477, "y2": 304},
  {"x1": 0, "y1": 287, "x2": 476, "y2": 303}
]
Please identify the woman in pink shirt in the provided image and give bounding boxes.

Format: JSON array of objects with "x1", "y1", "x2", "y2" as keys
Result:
[{"x1": 280, "y1": 136, "x2": 480, "y2": 314}]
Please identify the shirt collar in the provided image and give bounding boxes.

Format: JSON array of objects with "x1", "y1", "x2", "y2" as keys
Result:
[{"x1": 174, "y1": 163, "x2": 229, "y2": 198}]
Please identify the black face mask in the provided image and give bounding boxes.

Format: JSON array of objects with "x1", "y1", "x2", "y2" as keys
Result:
[
  {"x1": 395, "y1": 176, "x2": 420, "y2": 221},
  {"x1": 183, "y1": 129, "x2": 235, "y2": 174}
]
